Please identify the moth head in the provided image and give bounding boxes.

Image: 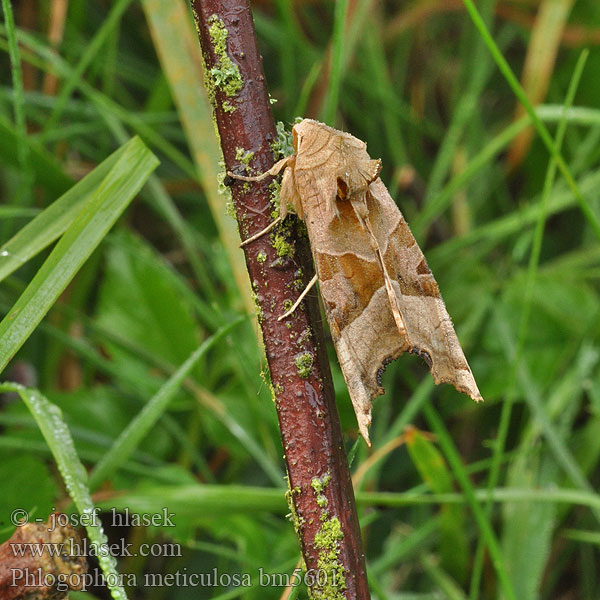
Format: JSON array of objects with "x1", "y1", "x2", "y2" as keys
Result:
[
  {"x1": 291, "y1": 119, "x2": 311, "y2": 152},
  {"x1": 292, "y1": 118, "x2": 325, "y2": 153}
]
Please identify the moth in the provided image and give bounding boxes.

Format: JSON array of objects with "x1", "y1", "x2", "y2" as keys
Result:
[{"x1": 232, "y1": 119, "x2": 481, "y2": 444}]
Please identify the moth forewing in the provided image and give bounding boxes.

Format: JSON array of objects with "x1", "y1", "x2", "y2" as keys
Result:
[{"x1": 234, "y1": 119, "x2": 482, "y2": 444}]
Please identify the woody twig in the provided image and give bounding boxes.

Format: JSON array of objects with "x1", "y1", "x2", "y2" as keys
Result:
[
  {"x1": 190, "y1": 1, "x2": 370, "y2": 598},
  {"x1": 0, "y1": 516, "x2": 87, "y2": 600}
]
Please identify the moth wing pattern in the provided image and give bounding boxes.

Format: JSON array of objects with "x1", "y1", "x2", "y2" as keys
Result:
[
  {"x1": 286, "y1": 119, "x2": 481, "y2": 444},
  {"x1": 364, "y1": 179, "x2": 482, "y2": 402}
]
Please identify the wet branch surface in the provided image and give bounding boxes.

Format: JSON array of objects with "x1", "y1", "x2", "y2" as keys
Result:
[{"x1": 190, "y1": 1, "x2": 369, "y2": 597}]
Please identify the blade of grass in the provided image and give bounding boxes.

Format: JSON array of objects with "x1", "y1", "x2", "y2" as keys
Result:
[
  {"x1": 84, "y1": 482, "x2": 600, "y2": 513},
  {"x1": 506, "y1": 0, "x2": 575, "y2": 169},
  {"x1": 140, "y1": 0, "x2": 256, "y2": 317},
  {"x1": 321, "y1": 0, "x2": 348, "y2": 123},
  {"x1": 406, "y1": 427, "x2": 468, "y2": 583},
  {"x1": 422, "y1": 402, "x2": 516, "y2": 600},
  {"x1": 470, "y1": 50, "x2": 590, "y2": 599},
  {"x1": 95, "y1": 483, "x2": 286, "y2": 517},
  {"x1": 0, "y1": 136, "x2": 158, "y2": 373},
  {"x1": 495, "y1": 312, "x2": 600, "y2": 520},
  {"x1": 422, "y1": 0, "x2": 495, "y2": 217},
  {"x1": 88, "y1": 316, "x2": 246, "y2": 490},
  {"x1": 461, "y1": 0, "x2": 600, "y2": 240},
  {"x1": 0, "y1": 206, "x2": 38, "y2": 219},
  {"x1": 0, "y1": 24, "x2": 198, "y2": 180},
  {"x1": 0, "y1": 382, "x2": 128, "y2": 600},
  {"x1": 40, "y1": 0, "x2": 135, "y2": 137},
  {"x1": 0, "y1": 141, "x2": 131, "y2": 282},
  {"x1": 357, "y1": 487, "x2": 600, "y2": 511},
  {"x1": 0, "y1": 303, "x2": 283, "y2": 487},
  {"x1": 562, "y1": 529, "x2": 600, "y2": 546},
  {"x1": 0, "y1": 0, "x2": 32, "y2": 213}
]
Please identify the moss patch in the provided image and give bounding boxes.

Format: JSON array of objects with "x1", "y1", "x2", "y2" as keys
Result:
[
  {"x1": 256, "y1": 251, "x2": 267, "y2": 264},
  {"x1": 272, "y1": 230, "x2": 294, "y2": 258},
  {"x1": 295, "y1": 352, "x2": 314, "y2": 379},
  {"x1": 235, "y1": 147, "x2": 254, "y2": 171},
  {"x1": 208, "y1": 15, "x2": 243, "y2": 102},
  {"x1": 271, "y1": 121, "x2": 295, "y2": 159},
  {"x1": 310, "y1": 474, "x2": 347, "y2": 599},
  {"x1": 222, "y1": 100, "x2": 236, "y2": 113}
]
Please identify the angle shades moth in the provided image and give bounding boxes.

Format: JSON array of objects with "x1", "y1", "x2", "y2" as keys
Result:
[{"x1": 233, "y1": 119, "x2": 482, "y2": 444}]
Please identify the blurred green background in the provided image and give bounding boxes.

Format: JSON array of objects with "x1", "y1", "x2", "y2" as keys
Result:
[{"x1": 1, "y1": 0, "x2": 600, "y2": 599}]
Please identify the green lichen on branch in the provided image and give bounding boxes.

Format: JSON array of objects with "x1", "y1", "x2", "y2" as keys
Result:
[
  {"x1": 268, "y1": 180, "x2": 281, "y2": 219},
  {"x1": 267, "y1": 179, "x2": 299, "y2": 259},
  {"x1": 295, "y1": 352, "x2": 314, "y2": 379},
  {"x1": 270, "y1": 211, "x2": 295, "y2": 258},
  {"x1": 310, "y1": 474, "x2": 347, "y2": 600},
  {"x1": 235, "y1": 147, "x2": 255, "y2": 171},
  {"x1": 285, "y1": 478, "x2": 304, "y2": 529},
  {"x1": 313, "y1": 517, "x2": 346, "y2": 599},
  {"x1": 208, "y1": 14, "x2": 243, "y2": 108},
  {"x1": 250, "y1": 288, "x2": 264, "y2": 324},
  {"x1": 271, "y1": 121, "x2": 294, "y2": 159}
]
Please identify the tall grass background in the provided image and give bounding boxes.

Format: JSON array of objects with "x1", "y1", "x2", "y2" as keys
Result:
[{"x1": 1, "y1": 1, "x2": 600, "y2": 599}]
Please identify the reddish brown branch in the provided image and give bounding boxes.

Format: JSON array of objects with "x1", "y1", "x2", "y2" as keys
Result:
[
  {"x1": 0, "y1": 516, "x2": 87, "y2": 600},
  {"x1": 190, "y1": 1, "x2": 369, "y2": 598}
]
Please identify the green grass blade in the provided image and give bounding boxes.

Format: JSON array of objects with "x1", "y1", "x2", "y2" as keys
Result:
[
  {"x1": 0, "y1": 142, "x2": 131, "y2": 282},
  {"x1": 96, "y1": 483, "x2": 285, "y2": 517},
  {"x1": 470, "y1": 49, "x2": 590, "y2": 600},
  {"x1": 423, "y1": 402, "x2": 516, "y2": 600},
  {"x1": 357, "y1": 487, "x2": 600, "y2": 511},
  {"x1": 0, "y1": 383, "x2": 128, "y2": 600},
  {"x1": 461, "y1": 0, "x2": 600, "y2": 240},
  {"x1": 88, "y1": 316, "x2": 246, "y2": 490},
  {"x1": 0, "y1": 137, "x2": 158, "y2": 373},
  {"x1": 0, "y1": 116, "x2": 73, "y2": 195},
  {"x1": 40, "y1": 0, "x2": 135, "y2": 136},
  {"x1": 140, "y1": 0, "x2": 256, "y2": 317},
  {"x1": 423, "y1": 0, "x2": 495, "y2": 213},
  {"x1": 322, "y1": 0, "x2": 348, "y2": 123},
  {"x1": 406, "y1": 428, "x2": 468, "y2": 583},
  {"x1": 0, "y1": 0, "x2": 32, "y2": 208},
  {"x1": 0, "y1": 25, "x2": 198, "y2": 181}
]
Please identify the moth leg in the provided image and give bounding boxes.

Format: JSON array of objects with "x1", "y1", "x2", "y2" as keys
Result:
[
  {"x1": 227, "y1": 155, "x2": 292, "y2": 182},
  {"x1": 240, "y1": 167, "x2": 297, "y2": 247},
  {"x1": 240, "y1": 216, "x2": 282, "y2": 247},
  {"x1": 278, "y1": 274, "x2": 318, "y2": 321}
]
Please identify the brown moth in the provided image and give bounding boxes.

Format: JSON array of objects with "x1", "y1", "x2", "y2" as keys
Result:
[{"x1": 234, "y1": 119, "x2": 482, "y2": 444}]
